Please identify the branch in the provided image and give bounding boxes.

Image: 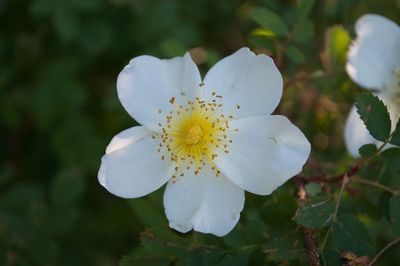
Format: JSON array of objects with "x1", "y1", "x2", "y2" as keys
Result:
[
  {"x1": 368, "y1": 237, "x2": 400, "y2": 266},
  {"x1": 295, "y1": 180, "x2": 321, "y2": 266},
  {"x1": 319, "y1": 175, "x2": 348, "y2": 252},
  {"x1": 295, "y1": 164, "x2": 360, "y2": 184},
  {"x1": 351, "y1": 178, "x2": 400, "y2": 195}
]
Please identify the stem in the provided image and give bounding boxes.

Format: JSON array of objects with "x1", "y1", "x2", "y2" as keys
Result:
[
  {"x1": 319, "y1": 175, "x2": 348, "y2": 252},
  {"x1": 319, "y1": 227, "x2": 331, "y2": 252},
  {"x1": 351, "y1": 178, "x2": 399, "y2": 195},
  {"x1": 295, "y1": 180, "x2": 321, "y2": 266},
  {"x1": 303, "y1": 227, "x2": 321, "y2": 266},
  {"x1": 368, "y1": 237, "x2": 400, "y2": 266},
  {"x1": 333, "y1": 174, "x2": 348, "y2": 220}
]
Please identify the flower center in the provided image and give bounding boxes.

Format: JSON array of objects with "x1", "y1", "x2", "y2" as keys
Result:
[
  {"x1": 183, "y1": 124, "x2": 203, "y2": 144},
  {"x1": 155, "y1": 92, "x2": 239, "y2": 181}
]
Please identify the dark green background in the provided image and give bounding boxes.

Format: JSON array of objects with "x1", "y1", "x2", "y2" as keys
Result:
[{"x1": 1, "y1": 0, "x2": 399, "y2": 265}]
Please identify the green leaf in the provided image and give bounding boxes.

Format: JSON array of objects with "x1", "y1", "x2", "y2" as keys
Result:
[
  {"x1": 389, "y1": 119, "x2": 400, "y2": 146},
  {"x1": 264, "y1": 231, "x2": 307, "y2": 262},
  {"x1": 305, "y1": 182, "x2": 322, "y2": 197},
  {"x1": 359, "y1": 143, "x2": 377, "y2": 157},
  {"x1": 390, "y1": 196, "x2": 400, "y2": 236},
  {"x1": 298, "y1": 0, "x2": 316, "y2": 17},
  {"x1": 321, "y1": 250, "x2": 342, "y2": 266},
  {"x1": 249, "y1": 7, "x2": 289, "y2": 37},
  {"x1": 331, "y1": 215, "x2": 375, "y2": 256},
  {"x1": 292, "y1": 18, "x2": 314, "y2": 44},
  {"x1": 286, "y1": 45, "x2": 306, "y2": 64},
  {"x1": 355, "y1": 93, "x2": 391, "y2": 142},
  {"x1": 293, "y1": 196, "x2": 334, "y2": 229},
  {"x1": 381, "y1": 147, "x2": 400, "y2": 160}
]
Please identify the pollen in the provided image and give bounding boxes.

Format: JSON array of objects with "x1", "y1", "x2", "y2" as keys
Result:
[
  {"x1": 183, "y1": 124, "x2": 203, "y2": 144},
  {"x1": 156, "y1": 92, "x2": 238, "y2": 179}
]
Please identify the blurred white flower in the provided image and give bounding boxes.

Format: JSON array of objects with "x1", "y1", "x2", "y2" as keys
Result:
[
  {"x1": 345, "y1": 14, "x2": 400, "y2": 157},
  {"x1": 98, "y1": 48, "x2": 311, "y2": 236}
]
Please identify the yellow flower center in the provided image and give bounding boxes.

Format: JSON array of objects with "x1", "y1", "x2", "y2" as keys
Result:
[
  {"x1": 183, "y1": 124, "x2": 203, "y2": 144},
  {"x1": 155, "y1": 92, "x2": 239, "y2": 181}
]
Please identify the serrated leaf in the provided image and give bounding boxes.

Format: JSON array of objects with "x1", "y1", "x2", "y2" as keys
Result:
[
  {"x1": 286, "y1": 46, "x2": 306, "y2": 64},
  {"x1": 390, "y1": 196, "x2": 400, "y2": 236},
  {"x1": 293, "y1": 197, "x2": 334, "y2": 228},
  {"x1": 249, "y1": 7, "x2": 289, "y2": 37},
  {"x1": 298, "y1": 0, "x2": 316, "y2": 17},
  {"x1": 389, "y1": 119, "x2": 400, "y2": 146},
  {"x1": 331, "y1": 215, "x2": 375, "y2": 256},
  {"x1": 355, "y1": 93, "x2": 391, "y2": 142},
  {"x1": 292, "y1": 18, "x2": 314, "y2": 44},
  {"x1": 359, "y1": 143, "x2": 377, "y2": 157}
]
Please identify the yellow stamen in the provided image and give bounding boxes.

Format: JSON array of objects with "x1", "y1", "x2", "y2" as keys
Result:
[{"x1": 156, "y1": 93, "x2": 238, "y2": 178}]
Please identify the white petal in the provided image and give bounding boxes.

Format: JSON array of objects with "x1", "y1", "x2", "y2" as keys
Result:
[
  {"x1": 105, "y1": 126, "x2": 150, "y2": 154},
  {"x1": 203, "y1": 47, "x2": 282, "y2": 118},
  {"x1": 117, "y1": 52, "x2": 201, "y2": 132},
  {"x1": 214, "y1": 115, "x2": 311, "y2": 195},
  {"x1": 163, "y1": 166, "x2": 244, "y2": 237},
  {"x1": 346, "y1": 14, "x2": 400, "y2": 90},
  {"x1": 99, "y1": 126, "x2": 173, "y2": 198},
  {"x1": 344, "y1": 105, "x2": 377, "y2": 158}
]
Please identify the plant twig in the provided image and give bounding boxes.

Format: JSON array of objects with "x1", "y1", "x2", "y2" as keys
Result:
[
  {"x1": 351, "y1": 178, "x2": 399, "y2": 195},
  {"x1": 303, "y1": 227, "x2": 321, "y2": 266},
  {"x1": 333, "y1": 174, "x2": 348, "y2": 220},
  {"x1": 295, "y1": 164, "x2": 360, "y2": 184},
  {"x1": 295, "y1": 180, "x2": 321, "y2": 266},
  {"x1": 368, "y1": 237, "x2": 400, "y2": 266},
  {"x1": 319, "y1": 174, "x2": 349, "y2": 252}
]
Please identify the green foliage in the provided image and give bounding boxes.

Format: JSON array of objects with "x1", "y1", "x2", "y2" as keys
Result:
[
  {"x1": 50, "y1": 170, "x2": 85, "y2": 208},
  {"x1": 305, "y1": 182, "x2": 322, "y2": 197},
  {"x1": 292, "y1": 18, "x2": 314, "y2": 44},
  {"x1": 1, "y1": 0, "x2": 400, "y2": 265},
  {"x1": 286, "y1": 45, "x2": 306, "y2": 64},
  {"x1": 355, "y1": 92, "x2": 392, "y2": 142},
  {"x1": 298, "y1": 0, "x2": 316, "y2": 18},
  {"x1": 331, "y1": 215, "x2": 375, "y2": 256},
  {"x1": 389, "y1": 119, "x2": 400, "y2": 146},
  {"x1": 359, "y1": 143, "x2": 378, "y2": 157},
  {"x1": 249, "y1": 7, "x2": 289, "y2": 37},
  {"x1": 390, "y1": 196, "x2": 400, "y2": 236},
  {"x1": 324, "y1": 26, "x2": 350, "y2": 68},
  {"x1": 293, "y1": 196, "x2": 335, "y2": 229}
]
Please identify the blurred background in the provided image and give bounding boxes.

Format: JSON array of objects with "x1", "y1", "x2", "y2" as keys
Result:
[{"x1": 1, "y1": 0, "x2": 399, "y2": 265}]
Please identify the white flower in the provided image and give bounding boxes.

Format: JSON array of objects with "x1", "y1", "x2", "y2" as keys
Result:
[
  {"x1": 345, "y1": 14, "x2": 400, "y2": 157},
  {"x1": 98, "y1": 48, "x2": 311, "y2": 236}
]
